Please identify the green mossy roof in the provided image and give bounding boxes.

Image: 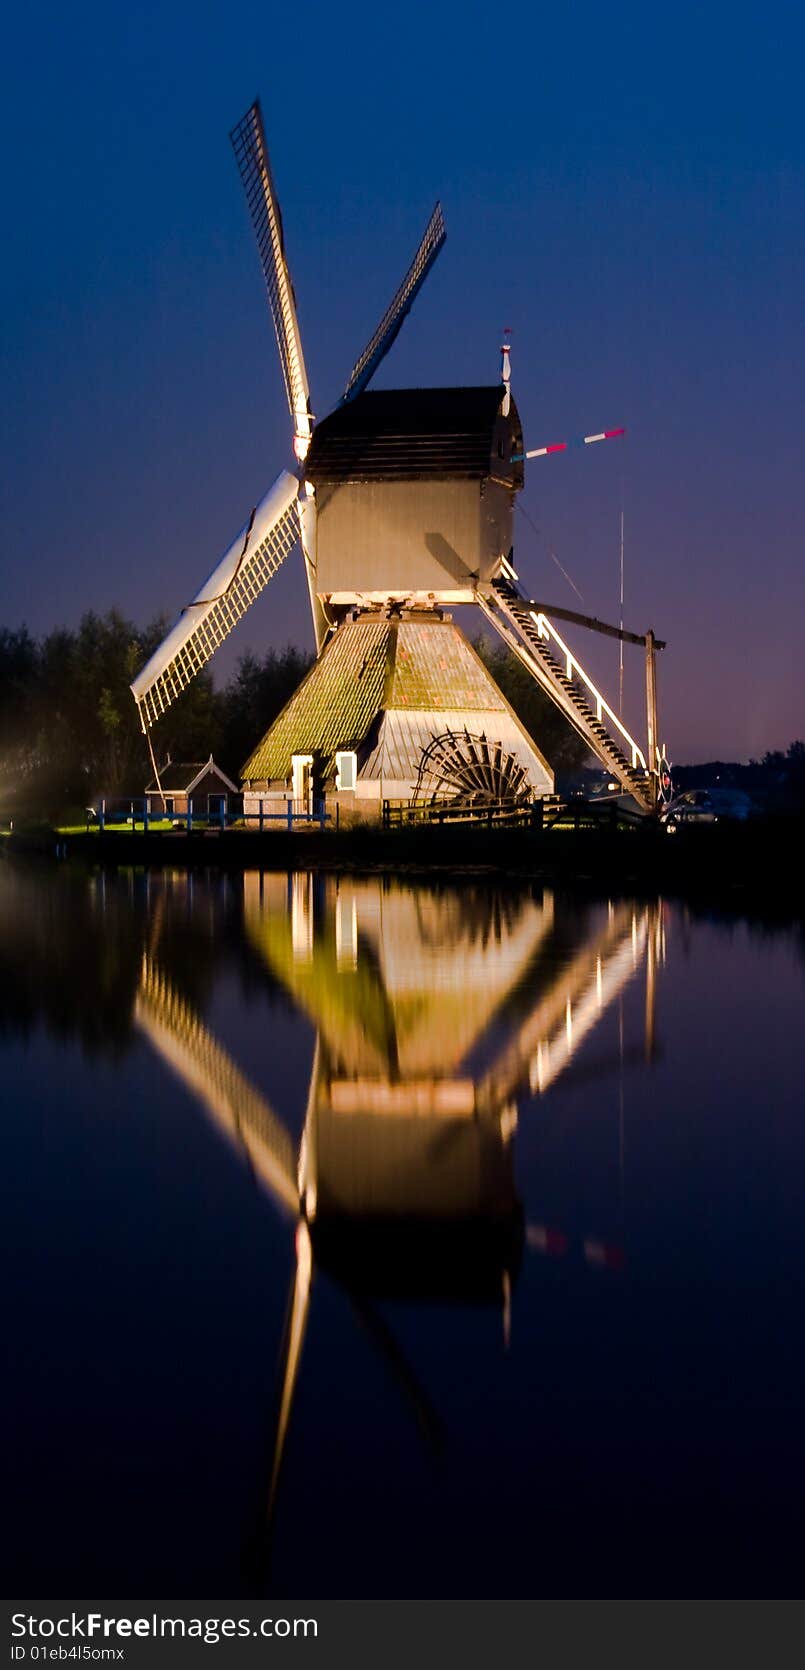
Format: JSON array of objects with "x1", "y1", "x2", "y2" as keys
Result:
[
  {"x1": 241, "y1": 618, "x2": 391, "y2": 781},
  {"x1": 242, "y1": 616, "x2": 535, "y2": 783}
]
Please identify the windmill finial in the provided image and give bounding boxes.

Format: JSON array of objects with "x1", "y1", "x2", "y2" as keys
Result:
[{"x1": 500, "y1": 329, "x2": 512, "y2": 417}]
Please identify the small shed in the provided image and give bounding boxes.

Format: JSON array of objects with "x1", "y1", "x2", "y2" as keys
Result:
[{"x1": 145, "y1": 755, "x2": 239, "y2": 819}]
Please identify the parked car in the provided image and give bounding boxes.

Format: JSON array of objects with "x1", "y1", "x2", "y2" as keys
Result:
[{"x1": 661, "y1": 787, "x2": 753, "y2": 831}]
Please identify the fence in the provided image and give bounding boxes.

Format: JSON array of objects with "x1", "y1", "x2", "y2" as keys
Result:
[
  {"x1": 88, "y1": 798, "x2": 230, "y2": 832},
  {"x1": 381, "y1": 795, "x2": 645, "y2": 832},
  {"x1": 88, "y1": 797, "x2": 331, "y2": 833},
  {"x1": 381, "y1": 798, "x2": 552, "y2": 831},
  {"x1": 242, "y1": 798, "x2": 331, "y2": 830},
  {"x1": 79, "y1": 794, "x2": 643, "y2": 836}
]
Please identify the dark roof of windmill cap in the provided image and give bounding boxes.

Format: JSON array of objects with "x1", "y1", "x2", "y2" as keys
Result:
[{"x1": 305, "y1": 386, "x2": 523, "y2": 483}]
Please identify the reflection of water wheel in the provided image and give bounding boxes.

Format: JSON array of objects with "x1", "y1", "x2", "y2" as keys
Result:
[
  {"x1": 412, "y1": 888, "x2": 525, "y2": 951},
  {"x1": 412, "y1": 730, "x2": 533, "y2": 809}
]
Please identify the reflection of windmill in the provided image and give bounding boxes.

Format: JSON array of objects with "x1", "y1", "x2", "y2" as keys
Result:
[
  {"x1": 129, "y1": 100, "x2": 665, "y2": 815},
  {"x1": 243, "y1": 874, "x2": 557, "y2": 1086},
  {"x1": 134, "y1": 879, "x2": 662, "y2": 1539}
]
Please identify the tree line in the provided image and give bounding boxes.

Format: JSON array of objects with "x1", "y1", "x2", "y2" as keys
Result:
[
  {"x1": 0, "y1": 611, "x2": 596, "y2": 818},
  {"x1": 0, "y1": 613, "x2": 311, "y2": 818},
  {"x1": 8, "y1": 608, "x2": 799, "y2": 821}
]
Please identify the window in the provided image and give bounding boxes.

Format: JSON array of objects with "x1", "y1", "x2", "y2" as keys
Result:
[{"x1": 335, "y1": 751, "x2": 357, "y2": 791}]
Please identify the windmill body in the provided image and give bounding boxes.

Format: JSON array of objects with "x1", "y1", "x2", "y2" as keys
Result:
[
  {"x1": 131, "y1": 100, "x2": 664, "y2": 816},
  {"x1": 306, "y1": 385, "x2": 522, "y2": 604}
]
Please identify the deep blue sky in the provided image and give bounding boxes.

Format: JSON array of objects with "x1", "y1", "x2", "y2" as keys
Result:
[{"x1": 2, "y1": 0, "x2": 804, "y2": 761}]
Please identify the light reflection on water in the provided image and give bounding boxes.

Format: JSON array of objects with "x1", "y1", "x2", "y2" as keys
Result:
[{"x1": 3, "y1": 861, "x2": 805, "y2": 1598}]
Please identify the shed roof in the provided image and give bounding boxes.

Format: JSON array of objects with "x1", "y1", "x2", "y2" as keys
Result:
[
  {"x1": 305, "y1": 386, "x2": 520, "y2": 482},
  {"x1": 145, "y1": 756, "x2": 238, "y2": 794}
]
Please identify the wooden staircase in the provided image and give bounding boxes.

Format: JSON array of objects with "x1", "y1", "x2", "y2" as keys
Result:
[{"x1": 479, "y1": 576, "x2": 656, "y2": 813}]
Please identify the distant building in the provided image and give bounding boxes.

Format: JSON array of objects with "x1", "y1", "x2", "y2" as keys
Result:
[{"x1": 145, "y1": 755, "x2": 238, "y2": 819}]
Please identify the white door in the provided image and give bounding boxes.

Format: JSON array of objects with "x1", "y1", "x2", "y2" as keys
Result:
[{"x1": 291, "y1": 754, "x2": 314, "y2": 814}]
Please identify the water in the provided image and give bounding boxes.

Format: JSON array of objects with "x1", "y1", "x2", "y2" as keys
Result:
[{"x1": 3, "y1": 859, "x2": 805, "y2": 1599}]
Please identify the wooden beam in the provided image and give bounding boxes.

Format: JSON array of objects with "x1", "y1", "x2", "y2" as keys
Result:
[
  {"x1": 645, "y1": 627, "x2": 659, "y2": 805},
  {"x1": 524, "y1": 601, "x2": 666, "y2": 651}
]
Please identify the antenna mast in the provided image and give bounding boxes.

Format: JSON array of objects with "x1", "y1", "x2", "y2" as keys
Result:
[{"x1": 618, "y1": 503, "x2": 625, "y2": 713}]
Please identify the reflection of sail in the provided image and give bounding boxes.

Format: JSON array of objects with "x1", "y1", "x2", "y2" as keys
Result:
[
  {"x1": 132, "y1": 954, "x2": 451, "y2": 1512},
  {"x1": 270, "y1": 1222, "x2": 312, "y2": 1514},
  {"x1": 134, "y1": 956, "x2": 298, "y2": 1219},
  {"x1": 134, "y1": 955, "x2": 311, "y2": 1517},
  {"x1": 476, "y1": 905, "x2": 649, "y2": 1114}
]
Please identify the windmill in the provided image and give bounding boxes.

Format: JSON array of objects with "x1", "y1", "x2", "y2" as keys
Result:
[{"x1": 131, "y1": 100, "x2": 667, "y2": 815}]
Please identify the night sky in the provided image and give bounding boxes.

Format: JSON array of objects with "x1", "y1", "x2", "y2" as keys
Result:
[{"x1": 3, "y1": 1, "x2": 804, "y2": 762}]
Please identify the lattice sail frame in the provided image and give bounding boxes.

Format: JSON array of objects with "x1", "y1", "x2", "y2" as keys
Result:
[
  {"x1": 129, "y1": 107, "x2": 452, "y2": 731},
  {"x1": 230, "y1": 101, "x2": 312, "y2": 456},
  {"x1": 131, "y1": 472, "x2": 300, "y2": 731},
  {"x1": 342, "y1": 203, "x2": 446, "y2": 403}
]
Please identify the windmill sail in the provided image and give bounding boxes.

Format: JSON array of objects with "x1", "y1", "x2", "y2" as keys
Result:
[
  {"x1": 230, "y1": 101, "x2": 312, "y2": 460},
  {"x1": 341, "y1": 203, "x2": 446, "y2": 403},
  {"x1": 131, "y1": 470, "x2": 299, "y2": 731}
]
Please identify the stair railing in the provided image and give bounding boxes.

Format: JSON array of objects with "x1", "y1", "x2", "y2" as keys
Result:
[{"x1": 525, "y1": 610, "x2": 647, "y2": 772}]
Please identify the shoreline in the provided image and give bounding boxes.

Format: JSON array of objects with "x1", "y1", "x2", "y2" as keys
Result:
[{"x1": 3, "y1": 815, "x2": 804, "y2": 920}]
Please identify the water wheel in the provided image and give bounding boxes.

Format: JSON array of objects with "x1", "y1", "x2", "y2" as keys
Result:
[{"x1": 412, "y1": 730, "x2": 533, "y2": 809}]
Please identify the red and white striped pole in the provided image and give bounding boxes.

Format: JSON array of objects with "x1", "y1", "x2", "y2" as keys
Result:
[{"x1": 514, "y1": 427, "x2": 625, "y2": 462}]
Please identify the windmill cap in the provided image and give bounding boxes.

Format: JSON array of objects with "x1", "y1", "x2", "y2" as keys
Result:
[{"x1": 305, "y1": 385, "x2": 522, "y2": 483}]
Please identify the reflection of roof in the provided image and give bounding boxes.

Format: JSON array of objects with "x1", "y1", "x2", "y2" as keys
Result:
[
  {"x1": 145, "y1": 756, "x2": 237, "y2": 793},
  {"x1": 305, "y1": 386, "x2": 519, "y2": 482},
  {"x1": 242, "y1": 618, "x2": 550, "y2": 784},
  {"x1": 243, "y1": 876, "x2": 554, "y2": 1080}
]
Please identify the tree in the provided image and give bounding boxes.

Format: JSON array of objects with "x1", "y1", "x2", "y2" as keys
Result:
[
  {"x1": 0, "y1": 611, "x2": 221, "y2": 814},
  {"x1": 0, "y1": 627, "x2": 39, "y2": 793}
]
